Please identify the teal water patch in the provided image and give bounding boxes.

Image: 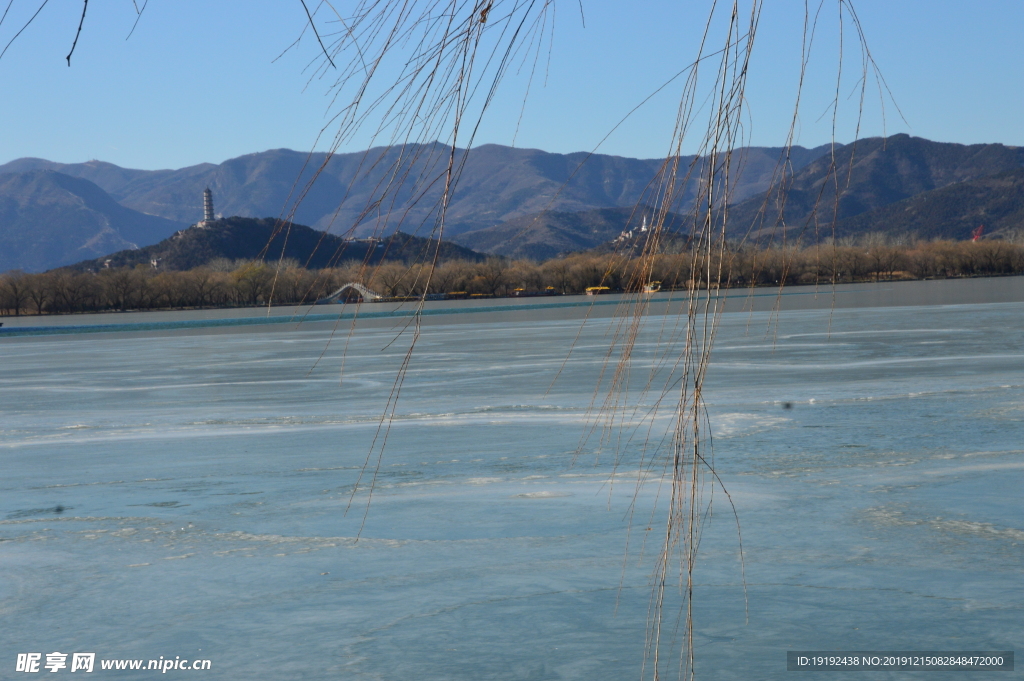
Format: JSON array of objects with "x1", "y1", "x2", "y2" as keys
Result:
[
  {"x1": 0, "y1": 288, "x2": 850, "y2": 338},
  {"x1": 2, "y1": 300, "x2": 616, "y2": 337}
]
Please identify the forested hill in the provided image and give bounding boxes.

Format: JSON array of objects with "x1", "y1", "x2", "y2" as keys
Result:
[{"x1": 66, "y1": 217, "x2": 484, "y2": 272}]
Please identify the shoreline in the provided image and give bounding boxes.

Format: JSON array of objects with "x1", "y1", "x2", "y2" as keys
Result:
[{"x1": 3, "y1": 276, "x2": 1024, "y2": 338}]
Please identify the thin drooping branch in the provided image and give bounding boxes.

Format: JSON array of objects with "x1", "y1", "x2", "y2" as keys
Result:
[
  {"x1": 0, "y1": 0, "x2": 17, "y2": 31},
  {"x1": 278, "y1": 3, "x2": 882, "y2": 679},
  {"x1": 0, "y1": 0, "x2": 50, "y2": 62},
  {"x1": 65, "y1": 0, "x2": 87, "y2": 66},
  {"x1": 126, "y1": 0, "x2": 148, "y2": 41},
  {"x1": 299, "y1": 0, "x2": 336, "y2": 69}
]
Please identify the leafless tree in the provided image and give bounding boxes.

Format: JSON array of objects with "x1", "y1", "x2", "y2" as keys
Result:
[
  {"x1": 232, "y1": 263, "x2": 275, "y2": 306},
  {"x1": 427, "y1": 261, "x2": 469, "y2": 293},
  {"x1": 50, "y1": 271, "x2": 97, "y2": 313},
  {"x1": 371, "y1": 262, "x2": 411, "y2": 297},
  {"x1": 476, "y1": 257, "x2": 511, "y2": 295},
  {"x1": 99, "y1": 267, "x2": 143, "y2": 311},
  {"x1": 0, "y1": 271, "x2": 28, "y2": 315},
  {"x1": 180, "y1": 268, "x2": 223, "y2": 309}
]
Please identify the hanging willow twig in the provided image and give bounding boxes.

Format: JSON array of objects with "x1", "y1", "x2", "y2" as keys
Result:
[
  {"x1": 564, "y1": 2, "x2": 889, "y2": 678},
  {"x1": 65, "y1": 0, "x2": 87, "y2": 65},
  {"x1": 281, "y1": 2, "x2": 888, "y2": 679}
]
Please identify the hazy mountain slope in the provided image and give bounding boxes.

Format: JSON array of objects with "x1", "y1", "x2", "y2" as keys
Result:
[
  {"x1": 67, "y1": 217, "x2": 484, "y2": 272},
  {"x1": 455, "y1": 206, "x2": 689, "y2": 259},
  {"x1": 434, "y1": 144, "x2": 831, "y2": 236},
  {"x1": 0, "y1": 158, "x2": 172, "y2": 198},
  {"x1": 727, "y1": 134, "x2": 1024, "y2": 240},
  {"x1": 2, "y1": 143, "x2": 833, "y2": 239},
  {"x1": 0, "y1": 171, "x2": 186, "y2": 272},
  {"x1": 833, "y1": 168, "x2": 1024, "y2": 240}
]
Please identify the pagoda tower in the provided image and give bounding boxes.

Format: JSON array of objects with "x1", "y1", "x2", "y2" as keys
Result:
[{"x1": 202, "y1": 187, "x2": 215, "y2": 224}]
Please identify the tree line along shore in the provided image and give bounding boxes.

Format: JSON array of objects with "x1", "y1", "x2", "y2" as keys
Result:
[{"x1": 2, "y1": 236, "x2": 1023, "y2": 316}]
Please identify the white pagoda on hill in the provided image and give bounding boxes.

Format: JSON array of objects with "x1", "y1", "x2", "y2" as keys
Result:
[{"x1": 198, "y1": 187, "x2": 215, "y2": 227}]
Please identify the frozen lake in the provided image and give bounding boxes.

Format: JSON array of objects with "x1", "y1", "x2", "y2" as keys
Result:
[{"x1": 2, "y1": 279, "x2": 1022, "y2": 679}]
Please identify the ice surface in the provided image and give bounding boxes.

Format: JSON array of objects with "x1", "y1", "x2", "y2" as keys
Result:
[{"x1": 2, "y1": 285, "x2": 1022, "y2": 679}]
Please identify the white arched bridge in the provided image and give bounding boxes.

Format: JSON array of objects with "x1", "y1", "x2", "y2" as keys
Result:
[{"x1": 315, "y1": 282, "x2": 382, "y2": 305}]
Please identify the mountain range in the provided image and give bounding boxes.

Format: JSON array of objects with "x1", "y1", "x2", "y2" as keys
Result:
[
  {"x1": 0, "y1": 171, "x2": 185, "y2": 273},
  {"x1": 727, "y1": 134, "x2": 1024, "y2": 241},
  {"x1": 833, "y1": 168, "x2": 1024, "y2": 240},
  {"x1": 2, "y1": 135, "x2": 1022, "y2": 272},
  {"x1": 1, "y1": 143, "x2": 831, "y2": 235}
]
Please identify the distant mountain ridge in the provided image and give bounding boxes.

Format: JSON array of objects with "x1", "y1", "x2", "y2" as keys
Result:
[
  {"x1": 0, "y1": 157, "x2": 171, "y2": 193},
  {"x1": 1, "y1": 143, "x2": 833, "y2": 237},
  {"x1": 833, "y1": 168, "x2": 1024, "y2": 240},
  {"x1": 727, "y1": 134, "x2": 1024, "y2": 241},
  {"x1": 0, "y1": 170, "x2": 186, "y2": 272}
]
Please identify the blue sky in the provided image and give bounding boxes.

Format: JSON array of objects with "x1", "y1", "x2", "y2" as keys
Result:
[{"x1": 0, "y1": 1, "x2": 1021, "y2": 169}]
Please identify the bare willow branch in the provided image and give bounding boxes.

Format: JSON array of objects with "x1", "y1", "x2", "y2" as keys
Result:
[
  {"x1": 299, "y1": 0, "x2": 337, "y2": 69},
  {"x1": 0, "y1": 0, "x2": 50, "y2": 62},
  {"x1": 65, "y1": 0, "x2": 88, "y2": 66},
  {"x1": 0, "y1": 0, "x2": 17, "y2": 31},
  {"x1": 126, "y1": 0, "x2": 149, "y2": 41}
]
